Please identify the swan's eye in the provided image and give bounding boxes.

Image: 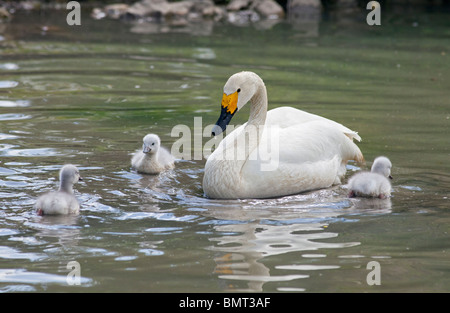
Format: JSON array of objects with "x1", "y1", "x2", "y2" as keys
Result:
[
  {"x1": 237, "y1": 88, "x2": 241, "y2": 93},
  {"x1": 152, "y1": 143, "x2": 155, "y2": 146}
]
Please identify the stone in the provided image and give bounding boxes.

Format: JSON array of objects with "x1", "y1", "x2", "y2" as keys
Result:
[
  {"x1": 104, "y1": 3, "x2": 129, "y2": 19},
  {"x1": 0, "y1": 7, "x2": 12, "y2": 22},
  {"x1": 252, "y1": 0, "x2": 284, "y2": 19},
  {"x1": 227, "y1": 0, "x2": 252, "y2": 11},
  {"x1": 126, "y1": 0, "x2": 170, "y2": 18}
]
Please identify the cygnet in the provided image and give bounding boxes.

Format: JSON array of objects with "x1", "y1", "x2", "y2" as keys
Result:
[
  {"x1": 347, "y1": 156, "x2": 393, "y2": 199},
  {"x1": 34, "y1": 164, "x2": 83, "y2": 215},
  {"x1": 131, "y1": 133, "x2": 175, "y2": 174}
]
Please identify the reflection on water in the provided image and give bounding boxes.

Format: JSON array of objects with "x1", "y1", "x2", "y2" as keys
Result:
[
  {"x1": 205, "y1": 193, "x2": 394, "y2": 291},
  {"x1": 0, "y1": 9, "x2": 449, "y2": 292},
  {"x1": 210, "y1": 214, "x2": 358, "y2": 291}
]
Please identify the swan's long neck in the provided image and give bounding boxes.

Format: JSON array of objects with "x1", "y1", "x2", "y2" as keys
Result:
[
  {"x1": 248, "y1": 82, "x2": 268, "y2": 128},
  {"x1": 240, "y1": 81, "x2": 268, "y2": 163},
  {"x1": 59, "y1": 180, "x2": 73, "y2": 194}
]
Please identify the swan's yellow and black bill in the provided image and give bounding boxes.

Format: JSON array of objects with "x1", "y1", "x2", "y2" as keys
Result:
[
  {"x1": 222, "y1": 91, "x2": 238, "y2": 114},
  {"x1": 212, "y1": 92, "x2": 238, "y2": 136}
]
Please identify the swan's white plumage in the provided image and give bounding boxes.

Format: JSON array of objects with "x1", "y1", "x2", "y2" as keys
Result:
[
  {"x1": 203, "y1": 71, "x2": 364, "y2": 199},
  {"x1": 131, "y1": 133, "x2": 175, "y2": 174},
  {"x1": 34, "y1": 164, "x2": 82, "y2": 215},
  {"x1": 347, "y1": 156, "x2": 393, "y2": 198}
]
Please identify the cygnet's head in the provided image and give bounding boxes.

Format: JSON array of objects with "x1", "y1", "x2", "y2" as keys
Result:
[
  {"x1": 60, "y1": 164, "x2": 82, "y2": 183},
  {"x1": 59, "y1": 164, "x2": 82, "y2": 192},
  {"x1": 371, "y1": 156, "x2": 393, "y2": 179},
  {"x1": 142, "y1": 134, "x2": 160, "y2": 154}
]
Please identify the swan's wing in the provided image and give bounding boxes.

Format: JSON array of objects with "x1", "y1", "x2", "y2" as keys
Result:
[
  {"x1": 241, "y1": 153, "x2": 342, "y2": 198},
  {"x1": 158, "y1": 147, "x2": 175, "y2": 166},
  {"x1": 34, "y1": 192, "x2": 75, "y2": 215},
  {"x1": 238, "y1": 120, "x2": 364, "y2": 197},
  {"x1": 266, "y1": 106, "x2": 362, "y2": 142},
  {"x1": 256, "y1": 120, "x2": 363, "y2": 165}
]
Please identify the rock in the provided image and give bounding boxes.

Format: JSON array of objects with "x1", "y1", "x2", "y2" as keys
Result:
[
  {"x1": 93, "y1": 0, "x2": 285, "y2": 26},
  {"x1": 91, "y1": 8, "x2": 106, "y2": 20},
  {"x1": 227, "y1": 10, "x2": 260, "y2": 25},
  {"x1": 227, "y1": 0, "x2": 284, "y2": 18},
  {"x1": 252, "y1": 0, "x2": 284, "y2": 19},
  {"x1": 124, "y1": 0, "x2": 223, "y2": 21},
  {"x1": 0, "y1": 7, "x2": 12, "y2": 22},
  {"x1": 167, "y1": 1, "x2": 193, "y2": 17},
  {"x1": 104, "y1": 3, "x2": 129, "y2": 19},
  {"x1": 202, "y1": 5, "x2": 225, "y2": 21},
  {"x1": 227, "y1": 0, "x2": 252, "y2": 11},
  {"x1": 226, "y1": 0, "x2": 285, "y2": 24},
  {"x1": 126, "y1": 0, "x2": 170, "y2": 18}
]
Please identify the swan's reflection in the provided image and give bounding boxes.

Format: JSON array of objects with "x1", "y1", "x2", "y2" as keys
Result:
[
  {"x1": 28, "y1": 214, "x2": 81, "y2": 247},
  {"x1": 125, "y1": 169, "x2": 178, "y2": 204},
  {"x1": 202, "y1": 189, "x2": 391, "y2": 292},
  {"x1": 347, "y1": 197, "x2": 392, "y2": 214},
  {"x1": 211, "y1": 221, "x2": 351, "y2": 292}
]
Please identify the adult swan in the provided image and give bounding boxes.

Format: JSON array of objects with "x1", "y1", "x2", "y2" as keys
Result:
[{"x1": 203, "y1": 71, "x2": 364, "y2": 199}]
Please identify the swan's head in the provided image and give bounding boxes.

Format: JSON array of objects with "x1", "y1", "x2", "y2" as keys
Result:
[
  {"x1": 371, "y1": 156, "x2": 393, "y2": 179},
  {"x1": 60, "y1": 164, "x2": 82, "y2": 186},
  {"x1": 142, "y1": 134, "x2": 160, "y2": 154},
  {"x1": 212, "y1": 71, "x2": 263, "y2": 136}
]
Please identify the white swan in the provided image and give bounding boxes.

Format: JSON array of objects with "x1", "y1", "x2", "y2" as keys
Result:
[
  {"x1": 131, "y1": 133, "x2": 175, "y2": 174},
  {"x1": 34, "y1": 164, "x2": 82, "y2": 215},
  {"x1": 347, "y1": 156, "x2": 393, "y2": 199},
  {"x1": 203, "y1": 71, "x2": 364, "y2": 199}
]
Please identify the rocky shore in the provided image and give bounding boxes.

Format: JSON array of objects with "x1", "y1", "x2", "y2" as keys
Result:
[
  {"x1": 90, "y1": 0, "x2": 326, "y2": 26},
  {"x1": 1, "y1": 0, "x2": 447, "y2": 36}
]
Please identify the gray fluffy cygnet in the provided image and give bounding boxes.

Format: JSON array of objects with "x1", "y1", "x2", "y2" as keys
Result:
[
  {"x1": 347, "y1": 156, "x2": 393, "y2": 199},
  {"x1": 131, "y1": 134, "x2": 175, "y2": 174},
  {"x1": 34, "y1": 164, "x2": 83, "y2": 215}
]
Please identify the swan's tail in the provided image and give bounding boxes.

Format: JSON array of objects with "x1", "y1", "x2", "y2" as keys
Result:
[
  {"x1": 356, "y1": 151, "x2": 365, "y2": 165},
  {"x1": 354, "y1": 146, "x2": 365, "y2": 165},
  {"x1": 344, "y1": 130, "x2": 364, "y2": 165},
  {"x1": 343, "y1": 136, "x2": 365, "y2": 166},
  {"x1": 344, "y1": 130, "x2": 361, "y2": 142}
]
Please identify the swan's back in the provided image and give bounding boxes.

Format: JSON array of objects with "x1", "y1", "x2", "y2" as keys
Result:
[
  {"x1": 347, "y1": 156, "x2": 393, "y2": 198},
  {"x1": 348, "y1": 172, "x2": 391, "y2": 198},
  {"x1": 266, "y1": 107, "x2": 362, "y2": 142},
  {"x1": 35, "y1": 191, "x2": 80, "y2": 215},
  {"x1": 158, "y1": 146, "x2": 175, "y2": 166},
  {"x1": 240, "y1": 121, "x2": 363, "y2": 198}
]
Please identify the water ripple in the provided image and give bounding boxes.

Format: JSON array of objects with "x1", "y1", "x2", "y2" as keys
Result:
[
  {"x1": 0, "y1": 63, "x2": 19, "y2": 70},
  {"x1": 0, "y1": 269, "x2": 92, "y2": 286},
  {"x1": 0, "y1": 113, "x2": 31, "y2": 121},
  {"x1": 0, "y1": 81, "x2": 19, "y2": 88},
  {"x1": 1, "y1": 148, "x2": 60, "y2": 157},
  {"x1": 0, "y1": 100, "x2": 30, "y2": 107},
  {"x1": 116, "y1": 211, "x2": 198, "y2": 222},
  {"x1": 0, "y1": 246, "x2": 46, "y2": 262}
]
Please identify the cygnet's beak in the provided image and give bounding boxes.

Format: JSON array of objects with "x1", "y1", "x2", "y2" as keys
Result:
[
  {"x1": 389, "y1": 175, "x2": 393, "y2": 180},
  {"x1": 78, "y1": 176, "x2": 83, "y2": 181},
  {"x1": 142, "y1": 145, "x2": 151, "y2": 153}
]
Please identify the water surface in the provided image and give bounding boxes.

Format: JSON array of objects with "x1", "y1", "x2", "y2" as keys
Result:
[{"x1": 0, "y1": 10, "x2": 449, "y2": 292}]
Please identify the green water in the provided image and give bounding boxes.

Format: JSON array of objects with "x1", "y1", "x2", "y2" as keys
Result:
[{"x1": 0, "y1": 9, "x2": 449, "y2": 292}]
